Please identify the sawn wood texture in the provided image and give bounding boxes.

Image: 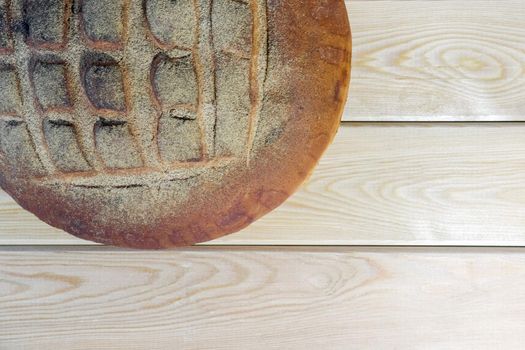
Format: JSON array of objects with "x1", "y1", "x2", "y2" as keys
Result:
[
  {"x1": 345, "y1": 0, "x2": 525, "y2": 121},
  {"x1": 3, "y1": 124, "x2": 525, "y2": 246},
  {"x1": 1, "y1": 1, "x2": 525, "y2": 349},
  {"x1": 2, "y1": 247, "x2": 525, "y2": 349}
]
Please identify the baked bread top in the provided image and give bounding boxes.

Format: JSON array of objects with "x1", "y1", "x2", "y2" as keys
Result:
[{"x1": 0, "y1": 0, "x2": 351, "y2": 248}]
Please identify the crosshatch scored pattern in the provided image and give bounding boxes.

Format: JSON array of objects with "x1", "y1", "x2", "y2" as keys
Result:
[
  {"x1": 2, "y1": 2, "x2": 525, "y2": 348},
  {"x1": 0, "y1": 0, "x2": 268, "y2": 186}
]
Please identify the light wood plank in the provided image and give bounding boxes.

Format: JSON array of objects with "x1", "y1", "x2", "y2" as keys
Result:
[
  {"x1": 2, "y1": 246, "x2": 525, "y2": 349},
  {"x1": 345, "y1": 1, "x2": 525, "y2": 121},
  {"x1": 4, "y1": 124, "x2": 525, "y2": 246}
]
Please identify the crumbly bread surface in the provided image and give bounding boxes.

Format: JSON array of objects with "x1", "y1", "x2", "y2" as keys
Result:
[{"x1": 0, "y1": 0, "x2": 351, "y2": 248}]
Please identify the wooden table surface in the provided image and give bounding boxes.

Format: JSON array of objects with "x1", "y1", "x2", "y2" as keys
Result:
[{"x1": 2, "y1": 1, "x2": 525, "y2": 348}]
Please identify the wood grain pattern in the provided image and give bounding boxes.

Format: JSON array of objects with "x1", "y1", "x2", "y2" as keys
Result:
[
  {"x1": 2, "y1": 246, "x2": 525, "y2": 349},
  {"x1": 345, "y1": 0, "x2": 525, "y2": 121},
  {"x1": 2, "y1": 2, "x2": 524, "y2": 348},
  {"x1": 4, "y1": 123, "x2": 525, "y2": 246}
]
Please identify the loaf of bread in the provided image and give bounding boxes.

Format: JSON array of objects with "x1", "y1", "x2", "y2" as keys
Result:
[{"x1": 0, "y1": 0, "x2": 351, "y2": 248}]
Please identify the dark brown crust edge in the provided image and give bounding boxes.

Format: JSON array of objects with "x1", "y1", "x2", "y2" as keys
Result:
[{"x1": 0, "y1": 0, "x2": 351, "y2": 249}]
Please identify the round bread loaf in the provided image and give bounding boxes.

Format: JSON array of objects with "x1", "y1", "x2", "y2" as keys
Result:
[{"x1": 0, "y1": 0, "x2": 351, "y2": 248}]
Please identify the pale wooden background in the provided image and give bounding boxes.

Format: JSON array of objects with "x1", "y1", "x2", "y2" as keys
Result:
[{"x1": 2, "y1": 1, "x2": 525, "y2": 349}]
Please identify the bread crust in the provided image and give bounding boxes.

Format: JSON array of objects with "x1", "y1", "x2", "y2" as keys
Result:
[{"x1": 0, "y1": 0, "x2": 351, "y2": 248}]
